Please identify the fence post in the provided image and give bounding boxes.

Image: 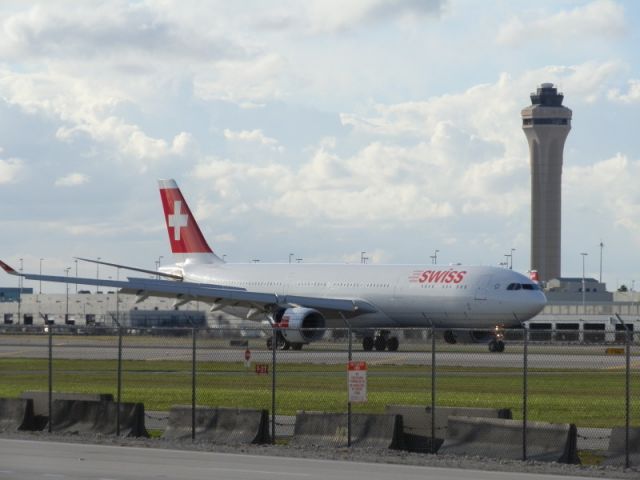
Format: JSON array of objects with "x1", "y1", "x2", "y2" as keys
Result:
[
  {"x1": 48, "y1": 322, "x2": 53, "y2": 433},
  {"x1": 431, "y1": 326, "x2": 436, "y2": 454},
  {"x1": 615, "y1": 313, "x2": 631, "y2": 469},
  {"x1": 271, "y1": 326, "x2": 277, "y2": 444},
  {"x1": 191, "y1": 326, "x2": 197, "y2": 441},
  {"x1": 522, "y1": 325, "x2": 528, "y2": 461},
  {"x1": 116, "y1": 326, "x2": 122, "y2": 436},
  {"x1": 348, "y1": 325, "x2": 352, "y2": 447},
  {"x1": 625, "y1": 323, "x2": 630, "y2": 469}
]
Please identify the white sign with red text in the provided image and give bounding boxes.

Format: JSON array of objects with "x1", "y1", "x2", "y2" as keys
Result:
[{"x1": 348, "y1": 361, "x2": 367, "y2": 403}]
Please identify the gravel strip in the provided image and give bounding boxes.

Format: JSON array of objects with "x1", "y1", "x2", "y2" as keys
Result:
[{"x1": 1, "y1": 430, "x2": 638, "y2": 479}]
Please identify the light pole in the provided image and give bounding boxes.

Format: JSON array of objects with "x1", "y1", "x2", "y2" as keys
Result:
[
  {"x1": 39, "y1": 258, "x2": 44, "y2": 294},
  {"x1": 18, "y1": 258, "x2": 23, "y2": 325},
  {"x1": 74, "y1": 259, "x2": 78, "y2": 293},
  {"x1": 155, "y1": 255, "x2": 163, "y2": 279},
  {"x1": 96, "y1": 257, "x2": 101, "y2": 294},
  {"x1": 116, "y1": 268, "x2": 120, "y2": 327},
  {"x1": 599, "y1": 242, "x2": 604, "y2": 283},
  {"x1": 581, "y1": 252, "x2": 588, "y2": 311},
  {"x1": 432, "y1": 249, "x2": 439, "y2": 265},
  {"x1": 510, "y1": 248, "x2": 516, "y2": 270},
  {"x1": 65, "y1": 268, "x2": 70, "y2": 324},
  {"x1": 289, "y1": 253, "x2": 294, "y2": 264}
]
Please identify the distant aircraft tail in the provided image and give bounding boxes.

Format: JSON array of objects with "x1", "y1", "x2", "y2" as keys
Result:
[{"x1": 158, "y1": 179, "x2": 223, "y2": 265}]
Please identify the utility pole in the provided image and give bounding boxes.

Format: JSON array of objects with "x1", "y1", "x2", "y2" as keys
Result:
[
  {"x1": 581, "y1": 253, "x2": 588, "y2": 311},
  {"x1": 599, "y1": 241, "x2": 604, "y2": 283},
  {"x1": 65, "y1": 268, "x2": 70, "y2": 324},
  {"x1": 17, "y1": 258, "x2": 23, "y2": 325},
  {"x1": 39, "y1": 258, "x2": 44, "y2": 294},
  {"x1": 96, "y1": 257, "x2": 101, "y2": 294}
]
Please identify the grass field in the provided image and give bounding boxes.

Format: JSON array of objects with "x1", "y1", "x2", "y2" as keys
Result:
[{"x1": 1, "y1": 357, "x2": 638, "y2": 428}]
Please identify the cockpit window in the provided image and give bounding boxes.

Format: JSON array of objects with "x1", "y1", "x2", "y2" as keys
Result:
[{"x1": 507, "y1": 282, "x2": 540, "y2": 291}]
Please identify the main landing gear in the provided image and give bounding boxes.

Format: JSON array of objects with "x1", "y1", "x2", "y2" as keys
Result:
[{"x1": 362, "y1": 330, "x2": 399, "y2": 352}]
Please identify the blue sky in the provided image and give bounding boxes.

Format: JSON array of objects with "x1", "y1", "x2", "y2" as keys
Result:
[{"x1": 1, "y1": 0, "x2": 640, "y2": 292}]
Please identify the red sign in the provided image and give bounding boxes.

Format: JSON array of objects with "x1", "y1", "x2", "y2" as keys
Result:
[
  {"x1": 348, "y1": 361, "x2": 367, "y2": 371},
  {"x1": 348, "y1": 361, "x2": 367, "y2": 403},
  {"x1": 255, "y1": 364, "x2": 269, "y2": 375}
]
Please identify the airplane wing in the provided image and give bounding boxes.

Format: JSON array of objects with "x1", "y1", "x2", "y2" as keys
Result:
[{"x1": 0, "y1": 260, "x2": 377, "y2": 318}]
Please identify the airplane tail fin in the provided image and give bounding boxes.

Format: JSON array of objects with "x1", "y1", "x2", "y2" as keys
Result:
[{"x1": 158, "y1": 179, "x2": 224, "y2": 265}]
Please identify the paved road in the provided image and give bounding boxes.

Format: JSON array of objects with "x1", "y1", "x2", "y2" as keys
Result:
[
  {"x1": 0, "y1": 343, "x2": 636, "y2": 369},
  {"x1": 0, "y1": 439, "x2": 610, "y2": 480}
]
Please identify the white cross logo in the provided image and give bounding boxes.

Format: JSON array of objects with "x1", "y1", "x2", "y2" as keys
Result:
[{"x1": 168, "y1": 200, "x2": 189, "y2": 241}]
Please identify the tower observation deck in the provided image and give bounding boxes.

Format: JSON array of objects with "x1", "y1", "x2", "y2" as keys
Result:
[{"x1": 521, "y1": 83, "x2": 572, "y2": 283}]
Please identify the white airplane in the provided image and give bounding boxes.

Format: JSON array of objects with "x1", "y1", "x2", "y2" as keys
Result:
[{"x1": 1, "y1": 179, "x2": 546, "y2": 352}]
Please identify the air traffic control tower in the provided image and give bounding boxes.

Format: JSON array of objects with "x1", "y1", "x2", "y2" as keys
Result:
[{"x1": 522, "y1": 83, "x2": 572, "y2": 283}]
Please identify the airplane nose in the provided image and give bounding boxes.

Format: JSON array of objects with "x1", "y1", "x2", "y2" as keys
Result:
[{"x1": 527, "y1": 292, "x2": 547, "y2": 317}]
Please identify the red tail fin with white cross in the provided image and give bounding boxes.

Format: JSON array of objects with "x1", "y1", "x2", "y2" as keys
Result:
[{"x1": 158, "y1": 179, "x2": 223, "y2": 264}]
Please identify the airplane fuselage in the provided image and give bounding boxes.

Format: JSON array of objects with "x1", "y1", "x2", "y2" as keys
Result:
[{"x1": 179, "y1": 262, "x2": 546, "y2": 330}]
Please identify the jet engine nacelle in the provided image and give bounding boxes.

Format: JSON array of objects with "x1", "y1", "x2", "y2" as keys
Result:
[{"x1": 277, "y1": 307, "x2": 326, "y2": 344}]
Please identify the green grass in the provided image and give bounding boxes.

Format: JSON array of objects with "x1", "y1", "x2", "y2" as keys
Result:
[{"x1": 1, "y1": 358, "x2": 637, "y2": 428}]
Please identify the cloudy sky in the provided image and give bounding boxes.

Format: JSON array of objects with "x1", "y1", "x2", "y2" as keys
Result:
[{"x1": 1, "y1": 0, "x2": 640, "y2": 292}]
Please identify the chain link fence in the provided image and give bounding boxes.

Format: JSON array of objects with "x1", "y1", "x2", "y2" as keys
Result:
[{"x1": 0, "y1": 324, "x2": 638, "y2": 466}]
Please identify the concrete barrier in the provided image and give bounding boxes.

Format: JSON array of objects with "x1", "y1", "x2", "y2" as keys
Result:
[
  {"x1": 162, "y1": 406, "x2": 270, "y2": 444},
  {"x1": 439, "y1": 417, "x2": 579, "y2": 464},
  {"x1": 290, "y1": 411, "x2": 403, "y2": 449},
  {"x1": 21, "y1": 391, "x2": 114, "y2": 430},
  {"x1": 0, "y1": 398, "x2": 35, "y2": 432},
  {"x1": 602, "y1": 427, "x2": 640, "y2": 466},
  {"x1": 385, "y1": 405, "x2": 512, "y2": 453},
  {"x1": 49, "y1": 400, "x2": 147, "y2": 437}
]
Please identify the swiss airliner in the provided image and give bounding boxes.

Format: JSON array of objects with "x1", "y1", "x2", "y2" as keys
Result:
[{"x1": 1, "y1": 179, "x2": 546, "y2": 352}]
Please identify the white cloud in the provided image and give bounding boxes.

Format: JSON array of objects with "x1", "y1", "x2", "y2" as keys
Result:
[
  {"x1": 0, "y1": 2, "x2": 244, "y2": 62},
  {"x1": 302, "y1": 0, "x2": 447, "y2": 33},
  {"x1": 496, "y1": 0, "x2": 626, "y2": 46},
  {"x1": 223, "y1": 129, "x2": 283, "y2": 151},
  {"x1": 0, "y1": 157, "x2": 23, "y2": 184},
  {"x1": 193, "y1": 54, "x2": 289, "y2": 105},
  {"x1": 54, "y1": 173, "x2": 89, "y2": 187},
  {"x1": 566, "y1": 153, "x2": 640, "y2": 243},
  {"x1": 608, "y1": 79, "x2": 640, "y2": 103}
]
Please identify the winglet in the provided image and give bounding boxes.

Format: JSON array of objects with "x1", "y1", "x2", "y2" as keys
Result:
[{"x1": 0, "y1": 260, "x2": 19, "y2": 275}]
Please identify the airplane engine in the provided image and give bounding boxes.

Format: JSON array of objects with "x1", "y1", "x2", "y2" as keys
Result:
[{"x1": 277, "y1": 307, "x2": 326, "y2": 344}]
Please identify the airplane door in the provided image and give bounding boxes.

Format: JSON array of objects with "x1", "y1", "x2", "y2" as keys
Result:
[{"x1": 474, "y1": 274, "x2": 492, "y2": 300}]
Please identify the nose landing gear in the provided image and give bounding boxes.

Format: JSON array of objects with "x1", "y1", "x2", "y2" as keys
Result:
[{"x1": 488, "y1": 326, "x2": 505, "y2": 352}]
